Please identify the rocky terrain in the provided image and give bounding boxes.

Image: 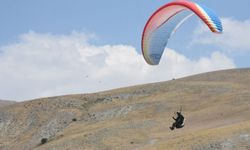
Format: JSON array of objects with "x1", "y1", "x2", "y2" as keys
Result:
[{"x1": 0, "y1": 69, "x2": 250, "y2": 150}]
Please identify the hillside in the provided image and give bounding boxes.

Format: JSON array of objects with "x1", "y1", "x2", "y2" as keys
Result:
[
  {"x1": 0, "y1": 100, "x2": 16, "y2": 108},
  {"x1": 0, "y1": 69, "x2": 250, "y2": 150}
]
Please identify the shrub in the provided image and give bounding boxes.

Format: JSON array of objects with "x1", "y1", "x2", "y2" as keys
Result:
[{"x1": 41, "y1": 138, "x2": 48, "y2": 144}]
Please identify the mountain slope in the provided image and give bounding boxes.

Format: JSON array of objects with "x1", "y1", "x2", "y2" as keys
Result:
[
  {"x1": 0, "y1": 69, "x2": 250, "y2": 150},
  {"x1": 0, "y1": 100, "x2": 16, "y2": 108}
]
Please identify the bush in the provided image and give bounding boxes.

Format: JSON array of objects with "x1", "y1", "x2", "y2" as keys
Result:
[
  {"x1": 41, "y1": 138, "x2": 48, "y2": 144},
  {"x1": 72, "y1": 118, "x2": 77, "y2": 122}
]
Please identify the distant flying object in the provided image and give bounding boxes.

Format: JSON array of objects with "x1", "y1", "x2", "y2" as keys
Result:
[{"x1": 141, "y1": 0, "x2": 223, "y2": 65}]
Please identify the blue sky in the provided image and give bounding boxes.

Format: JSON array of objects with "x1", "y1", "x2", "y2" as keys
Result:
[
  {"x1": 0, "y1": 0, "x2": 250, "y2": 101},
  {"x1": 0, "y1": 0, "x2": 248, "y2": 47},
  {"x1": 1, "y1": 0, "x2": 250, "y2": 66}
]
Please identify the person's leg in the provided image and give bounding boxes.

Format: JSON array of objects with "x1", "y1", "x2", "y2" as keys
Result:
[{"x1": 170, "y1": 122, "x2": 176, "y2": 130}]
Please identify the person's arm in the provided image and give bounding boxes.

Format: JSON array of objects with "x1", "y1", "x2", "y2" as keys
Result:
[{"x1": 172, "y1": 116, "x2": 177, "y2": 120}]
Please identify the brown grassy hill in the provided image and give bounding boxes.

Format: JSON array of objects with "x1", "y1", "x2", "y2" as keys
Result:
[
  {"x1": 0, "y1": 100, "x2": 16, "y2": 108},
  {"x1": 0, "y1": 69, "x2": 250, "y2": 150}
]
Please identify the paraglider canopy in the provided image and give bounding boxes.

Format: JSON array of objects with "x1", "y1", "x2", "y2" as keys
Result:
[{"x1": 141, "y1": 0, "x2": 223, "y2": 65}]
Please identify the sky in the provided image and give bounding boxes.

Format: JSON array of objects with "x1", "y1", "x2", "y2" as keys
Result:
[{"x1": 0, "y1": 0, "x2": 250, "y2": 101}]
